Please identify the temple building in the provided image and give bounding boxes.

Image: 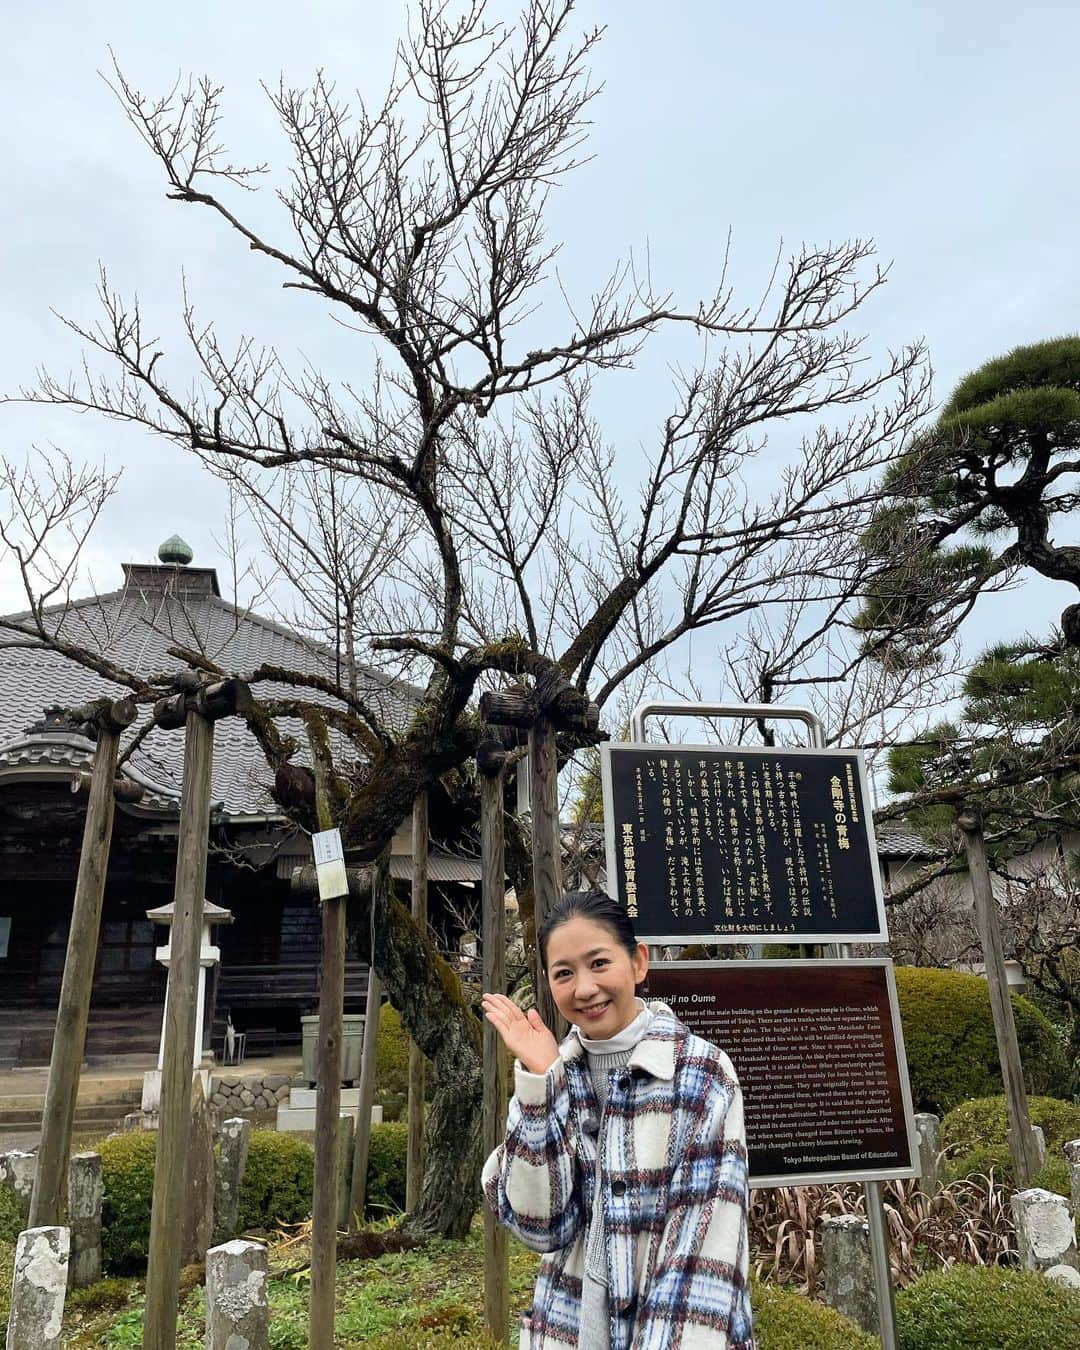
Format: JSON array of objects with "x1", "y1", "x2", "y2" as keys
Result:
[{"x1": 0, "y1": 539, "x2": 479, "y2": 1069}]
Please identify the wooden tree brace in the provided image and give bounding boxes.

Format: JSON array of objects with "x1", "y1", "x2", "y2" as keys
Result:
[
  {"x1": 480, "y1": 678, "x2": 599, "y2": 736},
  {"x1": 70, "y1": 771, "x2": 145, "y2": 803},
  {"x1": 154, "y1": 679, "x2": 253, "y2": 730},
  {"x1": 66, "y1": 696, "x2": 137, "y2": 737},
  {"x1": 476, "y1": 739, "x2": 509, "y2": 777},
  {"x1": 290, "y1": 863, "x2": 377, "y2": 900}
]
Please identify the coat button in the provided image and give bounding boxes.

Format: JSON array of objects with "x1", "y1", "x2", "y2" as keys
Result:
[
  {"x1": 617, "y1": 1073, "x2": 631, "y2": 1091},
  {"x1": 611, "y1": 1179, "x2": 627, "y2": 1197}
]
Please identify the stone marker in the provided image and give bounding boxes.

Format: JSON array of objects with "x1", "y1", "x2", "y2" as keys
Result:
[
  {"x1": 913, "y1": 1113, "x2": 942, "y2": 1192},
  {"x1": 1064, "y1": 1138, "x2": 1080, "y2": 1213},
  {"x1": 337, "y1": 1113, "x2": 356, "y2": 1230},
  {"x1": 1046, "y1": 1264, "x2": 1080, "y2": 1289},
  {"x1": 0, "y1": 1152, "x2": 36, "y2": 1222},
  {"x1": 213, "y1": 1117, "x2": 253, "y2": 1245},
  {"x1": 5, "y1": 1225, "x2": 70, "y2": 1350},
  {"x1": 66, "y1": 1153, "x2": 103, "y2": 1288},
  {"x1": 1031, "y1": 1124, "x2": 1047, "y2": 1170},
  {"x1": 1011, "y1": 1187, "x2": 1078, "y2": 1274},
  {"x1": 180, "y1": 1076, "x2": 216, "y2": 1265},
  {"x1": 205, "y1": 1238, "x2": 269, "y2": 1350},
  {"x1": 819, "y1": 1214, "x2": 876, "y2": 1335},
  {"x1": 122, "y1": 1112, "x2": 144, "y2": 1133}
]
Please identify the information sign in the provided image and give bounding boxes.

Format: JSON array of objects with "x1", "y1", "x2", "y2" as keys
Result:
[
  {"x1": 644, "y1": 959, "x2": 917, "y2": 1187},
  {"x1": 602, "y1": 742, "x2": 886, "y2": 943}
]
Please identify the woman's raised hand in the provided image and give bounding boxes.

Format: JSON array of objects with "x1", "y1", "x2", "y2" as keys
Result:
[{"x1": 481, "y1": 993, "x2": 560, "y2": 1075}]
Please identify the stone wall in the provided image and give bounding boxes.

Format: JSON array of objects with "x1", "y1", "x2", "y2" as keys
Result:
[{"x1": 209, "y1": 1073, "x2": 291, "y2": 1115}]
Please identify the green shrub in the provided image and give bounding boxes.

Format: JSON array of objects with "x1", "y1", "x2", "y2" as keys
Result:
[
  {"x1": 376, "y1": 1004, "x2": 410, "y2": 1119},
  {"x1": 0, "y1": 1185, "x2": 23, "y2": 1242},
  {"x1": 896, "y1": 1265, "x2": 1080, "y2": 1348},
  {"x1": 237, "y1": 1130, "x2": 314, "y2": 1234},
  {"x1": 66, "y1": 1276, "x2": 135, "y2": 1312},
  {"x1": 99, "y1": 1130, "x2": 158, "y2": 1275},
  {"x1": 944, "y1": 1142, "x2": 1070, "y2": 1195},
  {"x1": 366, "y1": 1121, "x2": 407, "y2": 1215},
  {"x1": 895, "y1": 966, "x2": 1068, "y2": 1113},
  {"x1": 751, "y1": 1279, "x2": 877, "y2": 1348},
  {"x1": 940, "y1": 1093, "x2": 1080, "y2": 1195},
  {"x1": 0, "y1": 1238, "x2": 12, "y2": 1342},
  {"x1": 942, "y1": 1094, "x2": 1080, "y2": 1155}
]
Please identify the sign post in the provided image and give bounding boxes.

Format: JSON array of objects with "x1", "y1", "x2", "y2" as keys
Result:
[{"x1": 617, "y1": 700, "x2": 903, "y2": 1349}]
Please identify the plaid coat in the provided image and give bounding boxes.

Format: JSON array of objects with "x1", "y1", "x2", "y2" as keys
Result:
[{"x1": 482, "y1": 1002, "x2": 755, "y2": 1349}]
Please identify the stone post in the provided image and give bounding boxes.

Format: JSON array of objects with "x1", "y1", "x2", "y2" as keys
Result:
[
  {"x1": 0, "y1": 1152, "x2": 37, "y2": 1223},
  {"x1": 1065, "y1": 1139, "x2": 1080, "y2": 1213},
  {"x1": 820, "y1": 1214, "x2": 877, "y2": 1336},
  {"x1": 1011, "y1": 1187, "x2": 1078, "y2": 1275},
  {"x1": 205, "y1": 1239, "x2": 269, "y2": 1350},
  {"x1": 213, "y1": 1118, "x2": 252, "y2": 1245},
  {"x1": 66, "y1": 1153, "x2": 103, "y2": 1288},
  {"x1": 336, "y1": 1114, "x2": 355, "y2": 1231},
  {"x1": 5, "y1": 1226, "x2": 70, "y2": 1350},
  {"x1": 913, "y1": 1113, "x2": 942, "y2": 1192},
  {"x1": 1031, "y1": 1124, "x2": 1047, "y2": 1170}
]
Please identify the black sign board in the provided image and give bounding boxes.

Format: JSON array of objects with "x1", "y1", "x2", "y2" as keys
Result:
[
  {"x1": 602, "y1": 742, "x2": 887, "y2": 944},
  {"x1": 644, "y1": 960, "x2": 917, "y2": 1187}
]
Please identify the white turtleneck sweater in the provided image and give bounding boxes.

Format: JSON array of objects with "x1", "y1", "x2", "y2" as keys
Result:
[{"x1": 575, "y1": 1000, "x2": 653, "y2": 1349}]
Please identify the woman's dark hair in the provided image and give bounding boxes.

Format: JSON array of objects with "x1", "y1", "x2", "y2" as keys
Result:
[{"x1": 537, "y1": 889, "x2": 638, "y2": 972}]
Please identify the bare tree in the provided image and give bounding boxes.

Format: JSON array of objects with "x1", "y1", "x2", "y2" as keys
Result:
[{"x1": 6, "y1": 0, "x2": 941, "y2": 1237}]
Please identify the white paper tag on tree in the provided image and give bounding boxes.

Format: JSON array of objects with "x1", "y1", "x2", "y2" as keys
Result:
[{"x1": 312, "y1": 827, "x2": 348, "y2": 900}]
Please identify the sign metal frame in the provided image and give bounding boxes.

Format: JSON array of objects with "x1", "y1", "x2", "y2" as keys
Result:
[
  {"x1": 601, "y1": 741, "x2": 888, "y2": 945},
  {"x1": 648, "y1": 957, "x2": 919, "y2": 1188}
]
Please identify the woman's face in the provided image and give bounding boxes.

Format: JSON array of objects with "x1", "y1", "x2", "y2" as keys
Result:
[{"x1": 545, "y1": 915, "x2": 649, "y2": 1039}]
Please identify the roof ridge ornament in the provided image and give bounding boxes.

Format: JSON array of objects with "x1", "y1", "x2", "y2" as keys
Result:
[{"x1": 158, "y1": 534, "x2": 194, "y2": 565}]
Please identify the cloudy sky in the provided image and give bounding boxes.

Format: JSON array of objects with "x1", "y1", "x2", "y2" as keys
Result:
[{"x1": 2, "y1": 0, "x2": 1078, "y2": 679}]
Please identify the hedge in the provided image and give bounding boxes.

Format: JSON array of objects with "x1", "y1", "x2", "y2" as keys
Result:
[
  {"x1": 366, "y1": 1121, "x2": 407, "y2": 1215},
  {"x1": 376, "y1": 1003, "x2": 410, "y2": 1121},
  {"x1": 100, "y1": 1130, "x2": 158, "y2": 1275},
  {"x1": 942, "y1": 1094, "x2": 1080, "y2": 1156},
  {"x1": 896, "y1": 1265, "x2": 1080, "y2": 1349},
  {"x1": 751, "y1": 1280, "x2": 877, "y2": 1348},
  {"x1": 235, "y1": 1130, "x2": 315, "y2": 1234},
  {"x1": 938, "y1": 1093, "x2": 1080, "y2": 1196},
  {"x1": 99, "y1": 1128, "x2": 316, "y2": 1274},
  {"x1": 894, "y1": 966, "x2": 1068, "y2": 1113}
]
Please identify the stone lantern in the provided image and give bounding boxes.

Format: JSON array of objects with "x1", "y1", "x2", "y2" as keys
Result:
[{"x1": 140, "y1": 898, "x2": 232, "y2": 1117}]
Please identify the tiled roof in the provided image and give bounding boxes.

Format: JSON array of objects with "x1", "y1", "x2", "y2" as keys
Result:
[
  {"x1": 874, "y1": 821, "x2": 943, "y2": 860},
  {"x1": 0, "y1": 568, "x2": 420, "y2": 820}
]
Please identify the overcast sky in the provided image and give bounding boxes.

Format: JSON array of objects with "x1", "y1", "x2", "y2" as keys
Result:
[{"x1": 3, "y1": 0, "x2": 1078, "y2": 689}]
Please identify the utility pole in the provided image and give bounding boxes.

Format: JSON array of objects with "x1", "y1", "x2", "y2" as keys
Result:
[{"x1": 30, "y1": 697, "x2": 137, "y2": 1227}]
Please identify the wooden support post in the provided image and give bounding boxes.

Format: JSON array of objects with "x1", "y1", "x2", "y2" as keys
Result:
[
  {"x1": 479, "y1": 740, "x2": 510, "y2": 1339},
  {"x1": 308, "y1": 739, "x2": 346, "y2": 1350},
  {"x1": 30, "y1": 698, "x2": 135, "y2": 1228},
  {"x1": 956, "y1": 806, "x2": 1041, "y2": 1187},
  {"x1": 348, "y1": 964, "x2": 383, "y2": 1230},
  {"x1": 144, "y1": 705, "x2": 215, "y2": 1350},
  {"x1": 406, "y1": 792, "x2": 429, "y2": 1212},
  {"x1": 529, "y1": 714, "x2": 564, "y2": 1036}
]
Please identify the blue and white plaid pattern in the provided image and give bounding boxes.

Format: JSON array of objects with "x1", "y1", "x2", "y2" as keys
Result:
[{"x1": 483, "y1": 1003, "x2": 755, "y2": 1349}]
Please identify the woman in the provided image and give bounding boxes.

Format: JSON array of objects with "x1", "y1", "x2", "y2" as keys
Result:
[{"x1": 482, "y1": 889, "x2": 755, "y2": 1349}]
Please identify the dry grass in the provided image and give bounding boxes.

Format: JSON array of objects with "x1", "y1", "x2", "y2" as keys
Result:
[{"x1": 750, "y1": 1172, "x2": 1016, "y2": 1294}]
